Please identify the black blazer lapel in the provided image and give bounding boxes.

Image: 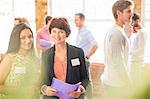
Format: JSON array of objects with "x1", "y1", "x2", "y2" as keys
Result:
[
  {"x1": 66, "y1": 44, "x2": 72, "y2": 83},
  {"x1": 49, "y1": 46, "x2": 55, "y2": 85},
  {"x1": 42, "y1": 46, "x2": 55, "y2": 86}
]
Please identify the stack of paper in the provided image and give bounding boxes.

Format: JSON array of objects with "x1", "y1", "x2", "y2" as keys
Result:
[{"x1": 51, "y1": 78, "x2": 81, "y2": 99}]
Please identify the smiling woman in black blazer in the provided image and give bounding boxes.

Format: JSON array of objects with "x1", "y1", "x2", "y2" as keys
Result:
[{"x1": 41, "y1": 17, "x2": 89, "y2": 99}]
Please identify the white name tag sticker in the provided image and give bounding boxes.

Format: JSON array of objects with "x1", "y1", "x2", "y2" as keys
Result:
[
  {"x1": 71, "y1": 58, "x2": 80, "y2": 66},
  {"x1": 15, "y1": 67, "x2": 26, "y2": 74}
]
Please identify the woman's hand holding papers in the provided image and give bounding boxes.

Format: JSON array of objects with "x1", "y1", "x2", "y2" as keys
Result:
[
  {"x1": 46, "y1": 86, "x2": 58, "y2": 96},
  {"x1": 41, "y1": 85, "x2": 58, "y2": 96},
  {"x1": 68, "y1": 85, "x2": 86, "y2": 98}
]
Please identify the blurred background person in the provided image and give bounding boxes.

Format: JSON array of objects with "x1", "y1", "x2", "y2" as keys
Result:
[
  {"x1": 14, "y1": 17, "x2": 29, "y2": 26},
  {"x1": 14, "y1": 17, "x2": 21, "y2": 26},
  {"x1": 36, "y1": 15, "x2": 54, "y2": 56},
  {"x1": 101, "y1": 0, "x2": 134, "y2": 99},
  {"x1": 128, "y1": 13, "x2": 147, "y2": 85},
  {"x1": 74, "y1": 13, "x2": 98, "y2": 99}
]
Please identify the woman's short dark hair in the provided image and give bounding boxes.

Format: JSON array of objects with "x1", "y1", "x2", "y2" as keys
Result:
[
  {"x1": 49, "y1": 18, "x2": 71, "y2": 37},
  {"x1": 6, "y1": 23, "x2": 34, "y2": 53}
]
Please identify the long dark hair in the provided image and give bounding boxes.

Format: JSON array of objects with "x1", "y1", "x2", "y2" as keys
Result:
[{"x1": 6, "y1": 23, "x2": 34, "y2": 53}]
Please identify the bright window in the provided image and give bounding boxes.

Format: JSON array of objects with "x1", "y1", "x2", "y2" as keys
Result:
[
  {"x1": 0, "y1": 0, "x2": 13, "y2": 53},
  {"x1": 50, "y1": 0, "x2": 150, "y2": 63},
  {"x1": 50, "y1": 0, "x2": 117, "y2": 63},
  {"x1": 0, "y1": 0, "x2": 35, "y2": 53}
]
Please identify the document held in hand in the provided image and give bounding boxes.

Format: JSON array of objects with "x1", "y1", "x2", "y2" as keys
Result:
[
  {"x1": 39, "y1": 39, "x2": 51, "y2": 47},
  {"x1": 51, "y1": 78, "x2": 81, "y2": 99}
]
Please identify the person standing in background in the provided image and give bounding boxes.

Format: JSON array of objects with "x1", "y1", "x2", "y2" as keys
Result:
[
  {"x1": 101, "y1": 0, "x2": 134, "y2": 99},
  {"x1": 74, "y1": 13, "x2": 98, "y2": 99},
  {"x1": 36, "y1": 15, "x2": 54, "y2": 55},
  {"x1": 128, "y1": 13, "x2": 147, "y2": 85},
  {"x1": 14, "y1": 17, "x2": 29, "y2": 26}
]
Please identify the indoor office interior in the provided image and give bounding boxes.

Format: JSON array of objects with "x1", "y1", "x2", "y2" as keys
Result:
[{"x1": 0, "y1": 0, "x2": 150, "y2": 99}]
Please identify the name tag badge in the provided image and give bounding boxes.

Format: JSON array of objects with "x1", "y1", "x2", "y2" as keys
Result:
[
  {"x1": 15, "y1": 67, "x2": 26, "y2": 74},
  {"x1": 71, "y1": 58, "x2": 80, "y2": 66}
]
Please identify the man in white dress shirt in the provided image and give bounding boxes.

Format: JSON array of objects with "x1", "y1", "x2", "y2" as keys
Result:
[{"x1": 101, "y1": 0, "x2": 134, "y2": 99}]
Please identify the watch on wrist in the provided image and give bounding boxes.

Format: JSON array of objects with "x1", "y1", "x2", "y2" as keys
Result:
[{"x1": 86, "y1": 56, "x2": 89, "y2": 59}]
